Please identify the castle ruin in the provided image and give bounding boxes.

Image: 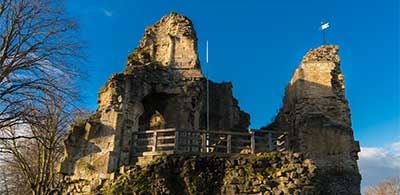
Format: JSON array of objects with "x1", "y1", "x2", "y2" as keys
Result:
[{"x1": 60, "y1": 12, "x2": 361, "y2": 194}]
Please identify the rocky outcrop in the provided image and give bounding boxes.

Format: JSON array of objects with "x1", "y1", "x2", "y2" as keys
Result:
[
  {"x1": 60, "y1": 12, "x2": 249, "y2": 190},
  {"x1": 265, "y1": 45, "x2": 361, "y2": 194},
  {"x1": 99, "y1": 152, "x2": 317, "y2": 195}
]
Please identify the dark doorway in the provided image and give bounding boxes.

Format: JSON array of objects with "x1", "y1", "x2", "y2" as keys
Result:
[{"x1": 138, "y1": 93, "x2": 179, "y2": 131}]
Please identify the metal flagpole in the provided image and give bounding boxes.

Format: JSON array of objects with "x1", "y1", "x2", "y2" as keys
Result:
[
  {"x1": 206, "y1": 40, "x2": 209, "y2": 132},
  {"x1": 206, "y1": 40, "x2": 210, "y2": 152}
]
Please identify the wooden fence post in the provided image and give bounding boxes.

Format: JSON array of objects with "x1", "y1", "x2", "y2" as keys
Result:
[
  {"x1": 251, "y1": 131, "x2": 255, "y2": 154},
  {"x1": 175, "y1": 130, "x2": 179, "y2": 153},
  {"x1": 152, "y1": 131, "x2": 158, "y2": 152},
  {"x1": 268, "y1": 132, "x2": 273, "y2": 151},
  {"x1": 227, "y1": 134, "x2": 232, "y2": 154},
  {"x1": 189, "y1": 132, "x2": 192, "y2": 152},
  {"x1": 185, "y1": 131, "x2": 189, "y2": 152},
  {"x1": 201, "y1": 132, "x2": 206, "y2": 153},
  {"x1": 133, "y1": 133, "x2": 137, "y2": 154},
  {"x1": 285, "y1": 133, "x2": 289, "y2": 149}
]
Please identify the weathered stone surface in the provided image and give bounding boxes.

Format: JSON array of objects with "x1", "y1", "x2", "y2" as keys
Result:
[
  {"x1": 126, "y1": 12, "x2": 200, "y2": 71},
  {"x1": 60, "y1": 12, "x2": 361, "y2": 195},
  {"x1": 60, "y1": 12, "x2": 250, "y2": 191},
  {"x1": 264, "y1": 45, "x2": 361, "y2": 194},
  {"x1": 98, "y1": 152, "x2": 317, "y2": 195}
]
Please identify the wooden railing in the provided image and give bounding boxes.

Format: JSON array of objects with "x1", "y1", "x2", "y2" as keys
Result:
[{"x1": 132, "y1": 128, "x2": 288, "y2": 156}]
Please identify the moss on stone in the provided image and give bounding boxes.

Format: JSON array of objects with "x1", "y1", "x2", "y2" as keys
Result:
[
  {"x1": 84, "y1": 162, "x2": 96, "y2": 172},
  {"x1": 100, "y1": 152, "x2": 317, "y2": 195}
]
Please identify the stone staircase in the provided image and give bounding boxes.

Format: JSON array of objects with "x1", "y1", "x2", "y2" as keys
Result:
[
  {"x1": 135, "y1": 155, "x2": 156, "y2": 167},
  {"x1": 133, "y1": 151, "x2": 173, "y2": 167}
]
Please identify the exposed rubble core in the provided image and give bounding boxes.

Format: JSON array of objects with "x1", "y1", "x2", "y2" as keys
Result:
[{"x1": 265, "y1": 45, "x2": 361, "y2": 194}]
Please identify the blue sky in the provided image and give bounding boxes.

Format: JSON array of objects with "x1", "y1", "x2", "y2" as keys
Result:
[{"x1": 66, "y1": 0, "x2": 399, "y2": 189}]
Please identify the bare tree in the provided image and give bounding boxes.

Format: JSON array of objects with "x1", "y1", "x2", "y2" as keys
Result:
[
  {"x1": 0, "y1": 165, "x2": 11, "y2": 195},
  {"x1": 0, "y1": 96, "x2": 87, "y2": 194},
  {"x1": 0, "y1": 0, "x2": 83, "y2": 194},
  {"x1": 365, "y1": 177, "x2": 400, "y2": 195},
  {"x1": 0, "y1": 164, "x2": 30, "y2": 195},
  {"x1": 0, "y1": 0, "x2": 81, "y2": 134}
]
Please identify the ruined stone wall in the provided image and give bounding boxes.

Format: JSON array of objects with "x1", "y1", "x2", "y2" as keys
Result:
[
  {"x1": 265, "y1": 45, "x2": 361, "y2": 194},
  {"x1": 202, "y1": 81, "x2": 250, "y2": 131},
  {"x1": 60, "y1": 12, "x2": 361, "y2": 195},
  {"x1": 127, "y1": 12, "x2": 199, "y2": 69},
  {"x1": 95, "y1": 152, "x2": 317, "y2": 195},
  {"x1": 60, "y1": 12, "x2": 250, "y2": 189}
]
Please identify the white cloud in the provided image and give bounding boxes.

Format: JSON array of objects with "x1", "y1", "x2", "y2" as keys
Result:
[
  {"x1": 359, "y1": 142, "x2": 400, "y2": 193},
  {"x1": 391, "y1": 141, "x2": 400, "y2": 152},
  {"x1": 103, "y1": 9, "x2": 113, "y2": 17}
]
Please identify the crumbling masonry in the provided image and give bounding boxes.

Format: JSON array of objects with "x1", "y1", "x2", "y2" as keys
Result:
[
  {"x1": 60, "y1": 12, "x2": 249, "y2": 183},
  {"x1": 60, "y1": 12, "x2": 361, "y2": 194},
  {"x1": 264, "y1": 45, "x2": 361, "y2": 194}
]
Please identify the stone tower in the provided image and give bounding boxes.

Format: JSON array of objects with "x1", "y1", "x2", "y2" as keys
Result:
[
  {"x1": 60, "y1": 12, "x2": 361, "y2": 194},
  {"x1": 265, "y1": 45, "x2": 361, "y2": 194},
  {"x1": 60, "y1": 12, "x2": 249, "y2": 186}
]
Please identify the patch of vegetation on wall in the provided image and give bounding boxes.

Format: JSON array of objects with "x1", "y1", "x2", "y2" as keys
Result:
[{"x1": 100, "y1": 152, "x2": 317, "y2": 195}]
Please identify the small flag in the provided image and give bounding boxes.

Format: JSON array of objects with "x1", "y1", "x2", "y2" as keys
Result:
[{"x1": 320, "y1": 22, "x2": 330, "y2": 30}]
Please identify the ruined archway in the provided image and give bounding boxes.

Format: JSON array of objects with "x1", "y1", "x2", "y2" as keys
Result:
[{"x1": 139, "y1": 92, "x2": 180, "y2": 131}]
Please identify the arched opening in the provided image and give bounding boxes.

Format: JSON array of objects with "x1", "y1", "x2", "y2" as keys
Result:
[{"x1": 138, "y1": 92, "x2": 179, "y2": 131}]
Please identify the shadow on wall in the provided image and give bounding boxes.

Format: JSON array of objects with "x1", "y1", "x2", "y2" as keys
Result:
[
  {"x1": 268, "y1": 77, "x2": 357, "y2": 160},
  {"x1": 199, "y1": 80, "x2": 250, "y2": 132},
  {"x1": 265, "y1": 78, "x2": 361, "y2": 194},
  {"x1": 60, "y1": 122, "x2": 115, "y2": 176}
]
